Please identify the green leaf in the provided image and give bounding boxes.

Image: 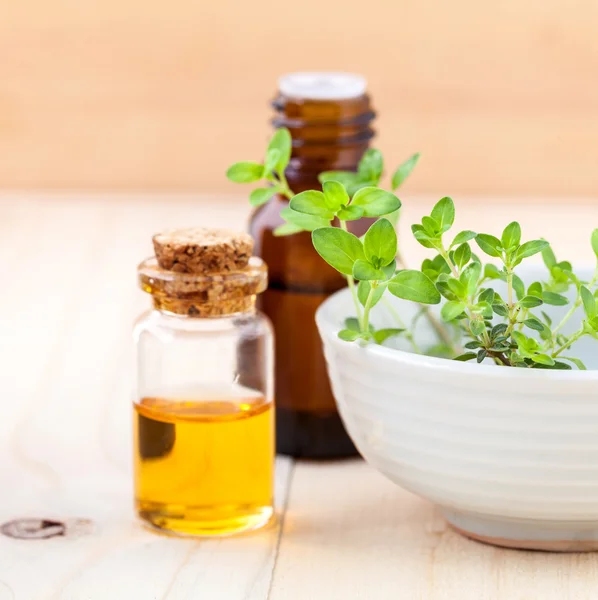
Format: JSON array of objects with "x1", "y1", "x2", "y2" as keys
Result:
[
  {"x1": 532, "y1": 353, "x2": 555, "y2": 366},
  {"x1": 249, "y1": 187, "x2": 276, "y2": 207},
  {"x1": 520, "y1": 295, "x2": 543, "y2": 308},
  {"x1": 501, "y1": 221, "x2": 522, "y2": 251},
  {"x1": 542, "y1": 291, "x2": 568, "y2": 306},
  {"x1": 318, "y1": 170, "x2": 360, "y2": 191},
  {"x1": 447, "y1": 277, "x2": 467, "y2": 299},
  {"x1": 592, "y1": 229, "x2": 598, "y2": 259},
  {"x1": 388, "y1": 270, "x2": 441, "y2": 304},
  {"x1": 411, "y1": 224, "x2": 440, "y2": 249},
  {"x1": 353, "y1": 259, "x2": 384, "y2": 281},
  {"x1": 373, "y1": 328, "x2": 404, "y2": 345},
  {"x1": 322, "y1": 180, "x2": 349, "y2": 212},
  {"x1": 511, "y1": 331, "x2": 530, "y2": 350},
  {"x1": 477, "y1": 349, "x2": 488, "y2": 363},
  {"x1": 454, "y1": 243, "x2": 472, "y2": 270},
  {"x1": 380, "y1": 259, "x2": 397, "y2": 280},
  {"x1": 280, "y1": 207, "x2": 330, "y2": 232},
  {"x1": 273, "y1": 222, "x2": 303, "y2": 236},
  {"x1": 542, "y1": 245, "x2": 557, "y2": 269},
  {"x1": 226, "y1": 161, "x2": 264, "y2": 183},
  {"x1": 344, "y1": 317, "x2": 361, "y2": 332},
  {"x1": 473, "y1": 301, "x2": 493, "y2": 319},
  {"x1": 557, "y1": 260, "x2": 573, "y2": 272},
  {"x1": 451, "y1": 230, "x2": 477, "y2": 248},
  {"x1": 461, "y1": 261, "x2": 482, "y2": 296},
  {"x1": 290, "y1": 190, "x2": 333, "y2": 217},
  {"x1": 454, "y1": 353, "x2": 476, "y2": 362},
  {"x1": 336, "y1": 205, "x2": 364, "y2": 221},
  {"x1": 492, "y1": 323, "x2": 508, "y2": 336},
  {"x1": 391, "y1": 152, "x2": 420, "y2": 190},
  {"x1": 560, "y1": 356, "x2": 587, "y2": 370},
  {"x1": 363, "y1": 218, "x2": 397, "y2": 267},
  {"x1": 541, "y1": 311, "x2": 553, "y2": 326},
  {"x1": 358, "y1": 149, "x2": 384, "y2": 182},
  {"x1": 267, "y1": 128, "x2": 292, "y2": 173},
  {"x1": 513, "y1": 240, "x2": 550, "y2": 264},
  {"x1": 493, "y1": 303, "x2": 509, "y2": 317},
  {"x1": 421, "y1": 216, "x2": 439, "y2": 236},
  {"x1": 338, "y1": 329, "x2": 360, "y2": 342},
  {"x1": 430, "y1": 197, "x2": 455, "y2": 233},
  {"x1": 312, "y1": 227, "x2": 365, "y2": 275},
  {"x1": 478, "y1": 288, "x2": 495, "y2": 304},
  {"x1": 581, "y1": 285, "x2": 597, "y2": 318},
  {"x1": 510, "y1": 274, "x2": 524, "y2": 301},
  {"x1": 470, "y1": 319, "x2": 486, "y2": 336},
  {"x1": 465, "y1": 340, "x2": 481, "y2": 349},
  {"x1": 524, "y1": 317, "x2": 545, "y2": 331},
  {"x1": 441, "y1": 301, "x2": 467, "y2": 321},
  {"x1": 357, "y1": 281, "x2": 386, "y2": 308},
  {"x1": 532, "y1": 361, "x2": 571, "y2": 370},
  {"x1": 351, "y1": 187, "x2": 402, "y2": 217},
  {"x1": 436, "y1": 280, "x2": 457, "y2": 301},
  {"x1": 484, "y1": 264, "x2": 502, "y2": 279},
  {"x1": 528, "y1": 281, "x2": 543, "y2": 298},
  {"x1": 264, "y1": 148, "x2": 281, "y2": 175},
  {"x1": 476, "y1": 234, "x2": 503, "y2": 258}
]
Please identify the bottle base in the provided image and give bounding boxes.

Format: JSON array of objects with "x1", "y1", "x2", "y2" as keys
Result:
[
  {"x1": 276, "y1": 407, "x2": 360, "y2": 459},
  {"x1": 136, "y1": 501, "x2": 275, "y2": 538}
]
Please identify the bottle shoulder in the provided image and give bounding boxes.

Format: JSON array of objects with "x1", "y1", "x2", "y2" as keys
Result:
[{"x1": 134, "y1": 309, "x2": 271, "y2": 339}]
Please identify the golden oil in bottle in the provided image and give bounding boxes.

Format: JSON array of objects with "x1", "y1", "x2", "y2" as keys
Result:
[
  {"x1": 133, "y1": 387, "x2": 274, "y2": 536},
  {"x1": 134, "y1": 228, "x2": 274, "y2": 537}
]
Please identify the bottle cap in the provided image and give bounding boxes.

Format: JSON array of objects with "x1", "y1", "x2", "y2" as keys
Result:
[
  {"x1": 153, "y1": 227, "x2": 254, "y2": 275},
  {"x1": 278, "y1": 72, "x2": 367, "y2": 100}
]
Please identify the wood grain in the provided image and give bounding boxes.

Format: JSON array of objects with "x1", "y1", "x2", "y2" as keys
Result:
[
  {"x1": 271, "y1": 462, "x2": 598, "y2": 600},
  {"x1": 2, "y1": 1, "x2": 598, "y2": 196},
  {"x1": 0, "y1": 196, "x2": 291, "y2": 600},
  {"x1": 1, "y1": 194, "x2": 598, "y2": 599}
]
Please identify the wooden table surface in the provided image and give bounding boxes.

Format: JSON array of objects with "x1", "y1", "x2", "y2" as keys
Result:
[{"x1": 2, "y1": 194, "x2": 598, "y2": 600}]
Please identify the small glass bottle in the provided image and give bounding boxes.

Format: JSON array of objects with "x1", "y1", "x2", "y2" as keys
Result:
[
  {"x1": 133, "y1": 228, "x2": 274, "y2": 537},
  {"x1": 250, "y1": 72, "x2": 375, "y2": 458}
]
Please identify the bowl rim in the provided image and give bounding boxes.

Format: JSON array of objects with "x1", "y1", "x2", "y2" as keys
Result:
[{"x1": 316, "y1": 286, "x2": 598, "y2": 383}]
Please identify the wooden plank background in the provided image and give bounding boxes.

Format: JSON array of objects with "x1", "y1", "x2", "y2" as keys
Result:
[
  {"x1": 2, "y1": 194, "x2": 598, "y2": 599},
  {"x1": 2, "y1": 0, "x2": 598, "y2": 196}
]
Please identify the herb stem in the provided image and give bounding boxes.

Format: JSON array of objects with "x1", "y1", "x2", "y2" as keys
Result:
[
  {"x1": 439, "y1": 245, "x2": 485, "y2": 346},
  {"x1": 277, "y1": 172, "x2": 294, "y2": 200},
  {"x1": 552, "y1": 329, "x2": 584, "y2": 358},
  {"x1": 487, "y1": 350, "x2": 511, "y2": 366},
  {"x1": 339, "y1": 220, "x2": 363, "y2": 327},
  {"x1": 396, "y1": 246, "x2": 458, "y2": 353},
  {"x1": 505, "y1": 267, "x2": 519, "y2": 336},
  {"x1": 381, "y1": 297, "x2": 422, "y2": 354},
  {"x1": 553, "y1": 266, "x2": 598, "y2": 337},
  {"x1": 438, "y1": 248, "x2": 459, "y2": 279},
  {"x1": 362, "y1": 283, "x2": 378, "y2": 332}
]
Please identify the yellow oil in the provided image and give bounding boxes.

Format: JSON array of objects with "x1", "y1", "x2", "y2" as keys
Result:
[{"x1": 133, "y1": 392, "x2": 274, "y2": 536}]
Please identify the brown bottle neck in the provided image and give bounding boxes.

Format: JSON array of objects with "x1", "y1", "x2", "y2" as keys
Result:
[{"x1": 272, "y1": 93, "x2": 375, "y2": 192}]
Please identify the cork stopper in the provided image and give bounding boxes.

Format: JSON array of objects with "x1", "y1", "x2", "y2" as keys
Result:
[
  {"x1": 153, "y1": 227, "x2": 254, "y2": 274},
  {"x1": 141, "y1": 227, "x2": 266, "y2": 317}
]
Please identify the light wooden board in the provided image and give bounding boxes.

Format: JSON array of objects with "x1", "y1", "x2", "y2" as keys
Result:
[
  {"x1": 0, "y1": 196, "x2": 292, "y2": 600},
  {"x1": 3, "y1": 1, "x2": 598, "y2": 196},
  {"x1": 0, "y1": 194, "x2": 597, "y2": 599}
]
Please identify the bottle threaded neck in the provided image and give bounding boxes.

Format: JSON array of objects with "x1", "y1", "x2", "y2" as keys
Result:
[{"x1": 271, "y1": 72, "x2": 375, "y2": 193}]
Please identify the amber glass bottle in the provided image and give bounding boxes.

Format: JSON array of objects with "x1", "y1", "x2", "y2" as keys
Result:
[{"x1": 249, "y1": 73, "x2": 376, "y2": 458}]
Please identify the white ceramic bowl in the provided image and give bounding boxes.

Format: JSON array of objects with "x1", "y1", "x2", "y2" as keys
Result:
[{"x1": 316, "y1": 266, "x2": 598, "y2": 551}]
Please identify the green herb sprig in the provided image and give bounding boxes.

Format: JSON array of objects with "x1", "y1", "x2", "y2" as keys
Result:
[
  {"x1": 226, "y1": 128, "x2": 294, "y2": 207},
  {"x1": 227, "y1": 130, "x2": 598, "y2": 369}
]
